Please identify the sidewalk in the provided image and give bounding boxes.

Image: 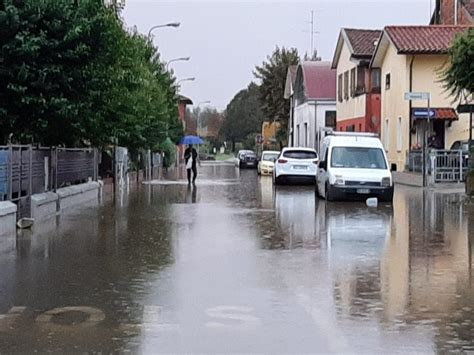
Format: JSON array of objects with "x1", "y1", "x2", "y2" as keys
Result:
[{"x1": 393, "y1": 171, "x2": 466, "y2": 192}]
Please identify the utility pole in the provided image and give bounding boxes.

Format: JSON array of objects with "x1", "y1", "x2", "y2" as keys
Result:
[{"x1": 310, "y1": 10, "x2": 314, "y2": 55}]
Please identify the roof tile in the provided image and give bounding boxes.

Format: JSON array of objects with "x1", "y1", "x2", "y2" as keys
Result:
[
  {"x1": 344, "y1": 29, "x2": 382, "y2": 57},
  {"x1": 300, "y1": 62, "x2": 336, "y2": 100},
  {"x1": 385, "y1": 25, "x2": 472, "y2": 54}
]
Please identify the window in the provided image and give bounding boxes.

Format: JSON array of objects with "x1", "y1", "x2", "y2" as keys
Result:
[
  {"x1": 384, "y1": 119, "x2": 389, "y2": 150},
  {"x1": 397, "y1": 117, "x2": 402, "y2": 151},
  {"x1": 346, "y1": 125, "x2": 355, "y2": 132},
  {"x1": 350, "y1": 68, "x2": 356, "y2": 97},
  {"x1": 344, "y1": 71, "x2": 349, "y2": 100},
  {"x1": 337, "y1": 74, "x2": 343, "y2": 102},
  {"x1": 296, "y1": 125, "x2": 300, "y2": 146},
  {"x1": 331, "y1": 147, "x2": 387, "y2": 169},
  {"x1": 356, "y1": 66, "x2": 366, "y2": 94},
  {"x1": 371, "y1": 68, "x2": 381, "y2": 93},
  {"x1": 325, "y1": 111, "x2": 336, "y2": 128},
  {"x1": 283, "y1": 150, "x2": 318, "y2": 160},
  {"x1": 385, "y1": 73, "x2": 391, "y2": 90},
  {"x1": 359, "y1": 123, "x2": 362, "y2": 132}
]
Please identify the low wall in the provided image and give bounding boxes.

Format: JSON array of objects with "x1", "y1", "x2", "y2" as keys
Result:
[
  {"x1": 56, "y1": 181, "x2": 101, "y2": 212},
  {"x1": 0, "y1": 201, "x2": 17, "y2": 237},
  {"x1": 31, "y1": 192, "x2": 58, "y2": 221}
]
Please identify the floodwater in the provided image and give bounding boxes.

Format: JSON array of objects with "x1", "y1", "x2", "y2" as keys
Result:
[{"x1": 0, "y1": 162, "x2": 473, "y2": 353}]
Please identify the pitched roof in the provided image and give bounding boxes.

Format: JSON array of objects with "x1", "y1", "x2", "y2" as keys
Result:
[
  {"x1": 299, "y1": 62, "x2": 336, "y2": 100},
  {"x1": 371, "y1": 25, "x2": 472, "y2": 67},
  {"x1": 344, "y1": 29, "x2": 382, "y2": 57},
  {"x1": 385, "y1": 25, "x2": 471, "y2": 54},
  {"x1": 331, "y1": 28, "x2": 382, "y2": 68}
]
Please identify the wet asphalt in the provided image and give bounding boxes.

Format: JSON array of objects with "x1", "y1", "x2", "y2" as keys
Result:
[{"x1": 0, "y1": 162, "x2": 473, "y2": 353}]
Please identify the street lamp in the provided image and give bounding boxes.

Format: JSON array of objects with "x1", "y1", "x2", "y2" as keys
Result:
[
  {"x1": 177, "y1": 77, "x2": 195, "y2": 86},
  {"x1": 148, "y1": 22, "x2": 180, "y2": 37},
  {"x1": 166, "y1": 56, "x2": 191, "y2": 71}
]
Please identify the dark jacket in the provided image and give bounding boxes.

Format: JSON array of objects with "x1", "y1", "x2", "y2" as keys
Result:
[{"x1": 184, "y1": 147, "x2": 198, "y2": 168}]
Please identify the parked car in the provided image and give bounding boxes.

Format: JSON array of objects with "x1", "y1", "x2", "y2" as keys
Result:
[
  {"x1": 316, "y1": 132, "x2": 394, "y2": 202},
  {"x1": 257, "y1": 150, "x2": 280, "y2": 175},
  {"x1": 450, "y1": 140, "x2": 470, "y2": 164},
  {"x1": 273, "y1": 148, "x2": 319, "y2": 185},
  {"x1": 234, "y1": 150, "x2": 253, "y2": 167},
  {"x1": 237, "y1": 150, "x2": 258, "y2": 169}
]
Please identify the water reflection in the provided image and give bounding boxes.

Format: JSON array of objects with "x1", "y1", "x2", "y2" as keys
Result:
[{"x1": 0, "y1": 188, "x2": 175, "y2": 352}]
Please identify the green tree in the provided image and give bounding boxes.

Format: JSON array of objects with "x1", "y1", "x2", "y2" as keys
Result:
[
  {"x1": 220, "y1": 82, "x2": 265, "y2": 152},
  {"x1": 442, "y1": 28, "x2": 474, "y2": 102},
  {"x1": 0, "y1": 0, "x2": 182, "y2": 151},
  {"x1": 253, "y1": 46, "x2": 299, "y2": 143}
]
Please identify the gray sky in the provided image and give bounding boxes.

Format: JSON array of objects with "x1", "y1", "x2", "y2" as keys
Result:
[{"x1": 123, "y1": 0, "x2": 434, "y2": 110}]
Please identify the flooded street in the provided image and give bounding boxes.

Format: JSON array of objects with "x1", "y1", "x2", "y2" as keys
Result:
[{"x1": 0, "y1": 162, "x2": 473, "y2": 353}]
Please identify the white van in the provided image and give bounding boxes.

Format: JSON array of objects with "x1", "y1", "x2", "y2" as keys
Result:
[{"x1": 316, "y1": 132, "x2": 394, "y2": 202}]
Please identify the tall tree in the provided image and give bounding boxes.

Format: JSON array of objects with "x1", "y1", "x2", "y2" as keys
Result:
[
  {"x1": 221, "y1": 82, "x2": 265, "y2": 151},
  {"x1": 442, "y1": 28, "x2": 474, "y2": 102},
  {"x1": 0, "y1": 0, "x2": 182, "y2": 150},
  {"x1": 253, "y1": 46, "x2": 299, "y2": 142}
]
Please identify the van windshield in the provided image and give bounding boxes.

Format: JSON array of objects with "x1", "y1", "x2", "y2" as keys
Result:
[{"x1": 331, "y1": 147, "x2": 387, "y2": 169}]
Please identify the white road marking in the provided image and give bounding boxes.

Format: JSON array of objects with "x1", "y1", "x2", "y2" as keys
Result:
[{"x1": 205, "y1": 305, "x2": 260, "y2": 329}]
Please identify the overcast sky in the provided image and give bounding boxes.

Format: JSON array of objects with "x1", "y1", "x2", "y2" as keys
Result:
[{"x1": 123, "y1": 0, "x2": 434, "y2": 110}]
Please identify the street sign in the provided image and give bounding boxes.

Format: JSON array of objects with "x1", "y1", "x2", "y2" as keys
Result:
[
  {"x1": 457, "y1": 104, "x2": 474, "y2": 113},
  {"x1": 404, "y1": 92, "x2": 430, "y2": 101},
  {"x1": 412, "y1": 108, "x2": 436, "y2": 118}
]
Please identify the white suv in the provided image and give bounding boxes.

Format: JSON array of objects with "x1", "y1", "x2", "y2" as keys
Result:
[{"x1": 273, "y1": 147, "x2": 319, "y2": 185}]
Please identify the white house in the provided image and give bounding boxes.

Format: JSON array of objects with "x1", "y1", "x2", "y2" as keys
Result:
[{"x1": 285, "y1": 61, "x2": 337, "y2": 151}]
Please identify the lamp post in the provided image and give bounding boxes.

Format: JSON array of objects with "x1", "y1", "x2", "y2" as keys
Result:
[
  {"x1": 166, "y1": 57, "x2": 190, "y2": 71},
  {"x1": 147, "y1": 22, "x2": 180, "y2": 37},
  {"x1": 177, "y1": 77, "x2": 195, "y2": 86}
]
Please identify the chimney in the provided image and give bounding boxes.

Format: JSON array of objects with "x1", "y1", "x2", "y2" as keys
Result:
[{"x1": 440, "y1": 0, "x2": 457, "y2": 24}]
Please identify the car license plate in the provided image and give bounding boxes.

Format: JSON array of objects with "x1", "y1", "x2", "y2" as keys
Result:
[
  {"x1": 357, "y1": 188, "x2": 370, "y2": 194},
  {"x1": 247, "y1": 162, "x2": 254, "y2": 165},
  {"x1": 293, "y1": 165, "x2": 307, "y2": 170}
]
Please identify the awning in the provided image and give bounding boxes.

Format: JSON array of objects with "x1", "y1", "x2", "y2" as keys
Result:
[{"x1": 411, "y1": 107, "x2": 458, "y2": 121}]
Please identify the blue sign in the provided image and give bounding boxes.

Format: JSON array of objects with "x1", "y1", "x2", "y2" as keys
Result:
[{"x1": 412, "y1": 109, "x2": 435, "y2": 118}]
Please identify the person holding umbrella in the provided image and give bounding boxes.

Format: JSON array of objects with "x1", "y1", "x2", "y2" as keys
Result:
[
  {"x1": 184, "y1": 144, "x2": 198, "y2": 184},
  {"x1": 180, "y1": 135, "x2": 204, "y2": 185}
]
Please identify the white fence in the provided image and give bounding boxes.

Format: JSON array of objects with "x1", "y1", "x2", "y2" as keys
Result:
[{"x1": 429, "y1": 150, "x2": 469, "y2": 183}]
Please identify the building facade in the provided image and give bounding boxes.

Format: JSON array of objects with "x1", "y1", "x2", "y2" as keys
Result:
[
  {"x1": 287, "y1": 62, "x2": 336, "y2": 151},
  {"x1": 371, "y1": 25, "x2": 471, "y2": 171},
  {"x1": 332, "y1": 28, "x2": 383, "y2": 133}
]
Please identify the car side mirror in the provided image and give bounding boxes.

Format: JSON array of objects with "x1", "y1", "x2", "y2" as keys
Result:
[{"x1": 319, "y1": 161, "x2": 327, "y2": 170}]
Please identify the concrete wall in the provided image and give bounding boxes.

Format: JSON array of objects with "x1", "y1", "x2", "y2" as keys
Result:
[
  {"x1": 0, "y1": 201, "x2": 17, "y2": 237},
  {"x1": 31, "y1": 192, "x2": 58, "y2": 221},
  {"x1": 56, "y1": 181, "x2": 101, "y2": 212}
]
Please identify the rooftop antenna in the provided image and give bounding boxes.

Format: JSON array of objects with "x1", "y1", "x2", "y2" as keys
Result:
[{"x1": 302, "y1": 10, "x2": 321, "y2": 59}]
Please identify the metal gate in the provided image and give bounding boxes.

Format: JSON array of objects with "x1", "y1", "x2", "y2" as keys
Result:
[{"x1": 0, "y1": 145, "x2": 33, "y2": 219}]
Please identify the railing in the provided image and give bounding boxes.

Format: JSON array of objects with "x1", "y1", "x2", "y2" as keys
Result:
[
  {"x1": 430, "y1": 149, "x2": 468, "y2": 183},
  {"x1": 406, "y1": 150, "x2": 426, "y2": 173},
  {"x1": 407, "y1": 149, "x2": 468, "y2": 183},
  {"x1": 0, "y1": 145, "x2": 98, "y2": 218}
]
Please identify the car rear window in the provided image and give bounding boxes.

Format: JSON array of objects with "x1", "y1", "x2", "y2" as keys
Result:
[{"x1": 282, "y1": 150, "x2": 318, "y2": 159}]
